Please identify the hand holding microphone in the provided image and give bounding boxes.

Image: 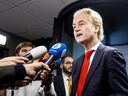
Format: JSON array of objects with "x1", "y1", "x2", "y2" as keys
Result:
[
  {"x1": 6, "y1": 46, "x2": 48, "y2": 88},
  {"x1": 33, "y1": 42, "x2": 67, "y2": 80},
  {"x1": 0, "y1": 46, "x2": 47, "y2": 65},
  {"x1": 38, "y1": 53, "x2": 62, "y2": 69}
]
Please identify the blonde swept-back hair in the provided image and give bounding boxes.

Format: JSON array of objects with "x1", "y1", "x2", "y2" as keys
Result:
[{"x1": 73, "y1": 8, "x2": 104, "y2": 40}]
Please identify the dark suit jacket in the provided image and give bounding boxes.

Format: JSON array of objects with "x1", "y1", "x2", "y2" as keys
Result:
[
  {"x1": 72, "y1": 44, "x2": 128, "y2": 96},
  {"x1": 54, "y1": 71, "x2": 66, "y2": 96},
  {"x1": 0, "y1": 65, "x2": 26, "y2": 89}
]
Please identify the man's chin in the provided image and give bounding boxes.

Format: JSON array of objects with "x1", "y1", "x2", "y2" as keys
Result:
[{"x1": 76, "y1": 39, "x2": 84, "y2": 44}]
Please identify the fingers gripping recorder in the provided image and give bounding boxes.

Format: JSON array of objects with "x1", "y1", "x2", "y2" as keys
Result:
[{"x1": 33, "y1": 43, "x2": 67, "y2": 80}]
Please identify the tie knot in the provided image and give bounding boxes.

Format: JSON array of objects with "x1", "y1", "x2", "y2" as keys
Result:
[
  {"x1": 85, "y1": 50, "x2": 94, "y2": 58},
  {"x1": 67, "y1": 77, "x2": 71, "y2": 81}
]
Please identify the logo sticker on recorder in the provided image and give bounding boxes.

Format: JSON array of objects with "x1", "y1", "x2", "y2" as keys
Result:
[{"x1": 49, "y1": 43, "x2": 67, "y2": 58}]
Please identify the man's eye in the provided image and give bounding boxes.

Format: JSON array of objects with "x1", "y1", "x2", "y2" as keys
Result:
[
  {"x1": 80, "y1": 22, "x2": 84, "y2": 26},
  {"x1": 73, "y1": 25, "x2": 76, "y2": 29},
  {"x1": 65, "y1": 62, "x2": 72, "y2": 64},
  {"x1": 21, "y1": 50, "x2": 27, "y2": 52}
]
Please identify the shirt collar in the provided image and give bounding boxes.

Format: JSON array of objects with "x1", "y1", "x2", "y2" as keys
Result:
[
  {"x1": 85, "y1": 42, "x2": 101, "y2": 52},
  {"x1": 62, "y1": 72, "x2": 71, "y2": 81}
]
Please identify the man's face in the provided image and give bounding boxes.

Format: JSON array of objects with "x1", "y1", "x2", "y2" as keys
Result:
[
  {"x1": 73, "y1": 13, "x2": 97, "y2": 45},
  {"x1": 61, "y1": 57, "x2": 73, "y2": 74},
  {"x1": 16, "y1": 46, "x2": 33, "y2": 56}
]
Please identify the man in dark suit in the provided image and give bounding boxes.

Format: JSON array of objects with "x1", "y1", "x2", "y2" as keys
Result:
[
  {"x1": 38, "y1": 56, "x2": 73, "y2": 96},
  {"x1": 72, "y1": 8, "x2": 128, "y2": 96},
  {"x1": 54, "y1": 56, "x2": 73, "y2": 96}
]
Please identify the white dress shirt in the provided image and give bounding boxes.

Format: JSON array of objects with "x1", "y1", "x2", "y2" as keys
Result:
[
  {"x1": 62, "y1": 72, "x2": 72, "y2": 96},
  {"x1": 6, "y1": 81, "x2": 41, "y2": 96},
  {"x1": 87, "y1": 42, "x2": 101, "y2": 70}
]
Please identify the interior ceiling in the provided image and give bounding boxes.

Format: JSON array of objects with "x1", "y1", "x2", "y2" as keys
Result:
[{"x1": 0, "y1": 0, "x2": 77, "y2": 40}]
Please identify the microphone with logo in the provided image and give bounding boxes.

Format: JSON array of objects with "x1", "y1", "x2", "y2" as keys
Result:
[
  {"x1": 24, "y1": 46, "x2": 47, "y2": 61},
  {"x1": 33, "y1": 42, "x2": 67, "y2": 80}
]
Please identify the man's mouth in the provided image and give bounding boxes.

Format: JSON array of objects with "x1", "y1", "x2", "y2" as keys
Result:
[{"x1": 76, "y1": 33, "x2": 82, "y2": 37}]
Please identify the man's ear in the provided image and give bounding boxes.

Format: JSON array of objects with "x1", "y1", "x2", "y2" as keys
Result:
[
  {"x1": 60, "y1": 64, "x2": 63, "y2": 69},
  {"x1": 95, "y1": 25, "x2": 100, "y2": 33}
]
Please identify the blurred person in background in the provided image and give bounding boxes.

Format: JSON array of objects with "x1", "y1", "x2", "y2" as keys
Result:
[
  {"x1": 38, "y1": 56, "x2": 74, "y2": 96},
  {"x1": 0, "y1": 41, "x2": 34, "y2": 96},
  {"x1": 6, "y1": 41, "x2": 40, "y2": 96},
  {"x1": 0, "y1": 42, "x2": 51, "y2": 96}
]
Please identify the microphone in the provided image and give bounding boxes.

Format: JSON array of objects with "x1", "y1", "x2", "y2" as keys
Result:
[
  {"x1": 46, "y1": 42, "x2": 66, "y2": 64},
  {"x1": 33, "y1": 42, "x2": 66, "y2": 80},
  {"x1": 39, "y1": 53, "x2": 62, "y2": 69},
  {"x1": 38, "y1": 53, "x2": 50, "y2": 62},
  {"x1": 24, "y1": 46, "x2": 47, "y2": 60}
]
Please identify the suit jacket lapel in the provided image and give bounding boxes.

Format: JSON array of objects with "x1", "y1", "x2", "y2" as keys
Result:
[
  {"x1": 84, "y1": 44, "x2": 106, "y2": 89},
  {"x1": 72, "y1": 54, "x2": 84, "y2": 94},
  {"x1": 59, "y1": 76, "x2": 66, "y2": 95},
  {"x1": 54, "y1": 75, "x2": 66, "y2": 96}
]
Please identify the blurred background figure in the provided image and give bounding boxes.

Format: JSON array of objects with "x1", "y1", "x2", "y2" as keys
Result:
[
  {"x1": 0, "y1": 89, "x2": 6, "y2": 96},
  {"x1": 54, "y1": 56, "x2": 73, "y2": 96},
  {"x1": 6, "y1": 41, "x2": 39, "y2": 96},
  {"x1": 15, "y1": 41, "x2": 34, "y2": 57},
  {"x1": 0, "y1": 41, "x2": 34, "y2": 96},
  {"x1": 38, "y1": 56, "x2": 74, "y2": 96}
]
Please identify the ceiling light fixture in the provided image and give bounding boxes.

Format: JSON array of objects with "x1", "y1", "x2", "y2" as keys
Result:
[{"x1": 0, "y1": 34, "x2": 7, "y2": 45}]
